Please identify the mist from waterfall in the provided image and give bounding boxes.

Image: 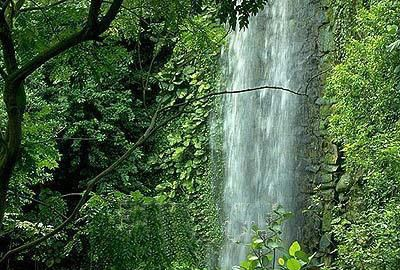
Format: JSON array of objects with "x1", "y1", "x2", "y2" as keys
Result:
[{"x1": 219, "y1": 0, "x2": 306, "y2": 268}]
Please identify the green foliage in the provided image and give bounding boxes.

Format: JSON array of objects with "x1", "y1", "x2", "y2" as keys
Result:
[
  {"x1": 83, "y1": 191, "x2": 197, "y2": 270},
  {"x1": 0, "y1": 0, "x2": 270, "y2": 268},
  {"x1": 144, "y1": 7, "x2": 225, "y2": 265},
  {"x1": 325, "y1": 0, "x2": 400, "y2": 269},
  {"x1": 81, "y1": 189, "x2": 215, "y2": 270},
  {"x1": 216, "y1": 0, "x2": 269, "y2": 29},
  {"x1": 237, "y1": 207, "x2": 317, "y2": 270}
]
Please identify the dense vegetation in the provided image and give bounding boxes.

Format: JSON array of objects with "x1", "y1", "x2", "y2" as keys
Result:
[
  {"x1": 0, "y1": 0, "x2": 267, "y2": 269},
  {"x1": 324, "y1": 0, "x2": 400, "y2": 269},
  {"x1": 1, "y1": 0, "x2": 399, "y2": 269}
]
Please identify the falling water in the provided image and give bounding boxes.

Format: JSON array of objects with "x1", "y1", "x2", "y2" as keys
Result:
[{"x1": 219, "y1": 0, "x2": 310, "y2": 268}]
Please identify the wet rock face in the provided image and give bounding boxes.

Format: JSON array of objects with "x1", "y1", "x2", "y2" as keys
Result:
[{"x1": 298, "y1": 0, "x2": 345, "y2": 264}]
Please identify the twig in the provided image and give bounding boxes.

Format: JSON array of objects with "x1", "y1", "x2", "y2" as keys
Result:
[
  {"x1": 161, "y1": 84, "x2": 306, "y2": 114},
  {"x1": 60, "y1": 193, "x2": 82, "y2": 198},
  {"x1": 304, "y1": 68, "x2": 333, "y2": 96},
  {"x1": 28, "y1": 0, "x2": 60, "y2": 40}
]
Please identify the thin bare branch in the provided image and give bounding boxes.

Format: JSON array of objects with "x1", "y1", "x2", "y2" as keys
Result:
[
  {"x1": 60, "y1": 193, "x2": 82, "y2": 198},
  {"x1": 161, "y1": 84, "x2": 307, "y2": 114},
  {"x1": 305, "y1": 68, "x2": 333, "y2": 96}
]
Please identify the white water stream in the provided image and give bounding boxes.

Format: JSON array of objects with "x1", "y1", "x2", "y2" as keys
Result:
[{"x1": 220, "y1": 1, "x2": 306, "y2": 268}]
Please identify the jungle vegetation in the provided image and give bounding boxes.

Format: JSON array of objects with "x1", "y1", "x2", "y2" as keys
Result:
[
  {"x1": 0, "y1": 0, "x2": 399, "y2": 269},
  {"x1": 0, "y1": 0, "x2": 266, "y2": 268}
]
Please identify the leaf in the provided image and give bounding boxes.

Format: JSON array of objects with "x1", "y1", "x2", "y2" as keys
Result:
[
  {"x1": 387, "y1": 25, "x2": 398, "y2": 35},
  {"x1": 295, "y1": 250, "x2": 310, "y2": 263},
  {"x1": 278, "y1": 257, "x2": 285, "y2": 266},
  {"x1": 240, "y1": 260, "x2": 256, "y2": 270},
  {"x1": 286, "y1": 258, "x2": 302, "y2": 270},
  {"x1": 388, "y1": 40, "x2": 400, "y2": 52},
  {"x1": 248, "y1": 255, "x2": 258, "y2": 261},
  {"x1": 131, "y1": 191, "x2": 144, "y2": 201},
  {"x1": 272, "y1": 224, "x2": 281, "y2": 232},
  {"x1": 270, "y1": 241, "x2": 280, "y2": 248},
  {"x1": 262, "y1": 255, "x2": 271, "y2": 265},
  {"x1": 289, "y1": 241, "x2": 301, "y2": 256},
  {"x1": 253, "y1": 239, "x2": 264, "y2": 244}
]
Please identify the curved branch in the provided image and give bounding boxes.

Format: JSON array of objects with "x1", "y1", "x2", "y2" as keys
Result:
[
  {"x1": 160, "y1": 84, "x2": 307, "y2": 114},
  {"x1": 60, "y1": 193, "x2": 82, "y2": 198},
  {"x1": 0, "y1": 83, "x2": 299, "y2": 263}
]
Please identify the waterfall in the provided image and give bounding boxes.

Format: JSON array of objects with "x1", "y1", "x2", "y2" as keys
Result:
[{"x1": 219, "y1": 0, "x2": 309, "y2": 268}]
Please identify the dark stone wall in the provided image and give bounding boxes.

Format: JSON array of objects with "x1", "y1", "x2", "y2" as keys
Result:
[{"x1": 295, "y1": 0, "x2": 339, "y2": 266}]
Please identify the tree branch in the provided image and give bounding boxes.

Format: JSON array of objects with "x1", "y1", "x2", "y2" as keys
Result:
[
  {"x1": 0, "y1": 5, "x2": 18, "y2": 73},
  {"x1": 8, "y1": 0, "x2": 123, "y2": 83},
  {"x1": 6, "y1": 23, "x2": 83, "y2": 83},
  {"x1": 87, "y1": 0, "x2": 102, "y2": 30},
  {"x1": 96, "y1": 0, "x2": 122, "y2": 34},
  {"x1": 161, "y1": 84, "x2": 307, "y2": 113}
]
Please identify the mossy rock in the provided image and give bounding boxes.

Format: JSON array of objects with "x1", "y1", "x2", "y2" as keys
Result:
[
  {"x1": 324, "y1": 153, "x2": 338, "y2": 165},
  {"x1": 335, "y1": 173, "x2": 353, "y2": 193},
  {"x1": 322, "y1": 164, "x2": 339, "y2": 173},
  {"x1": 319, "y1": 232, "x2": 332, "y2": 251},
  {"x1": 321, "y1": 173, "x2": 333, "y2": 183},
  {"x1": 322, "y1": 207, "x2": 333, "y2": 232}
]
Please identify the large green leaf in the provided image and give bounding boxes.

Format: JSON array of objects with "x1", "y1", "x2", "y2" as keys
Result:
[
  {"x1": 286, "y1": 258, "x2": 302, "y2": 270},
  {"x1": 289, "y1": 241, "x2": 301, "y2": 257}
]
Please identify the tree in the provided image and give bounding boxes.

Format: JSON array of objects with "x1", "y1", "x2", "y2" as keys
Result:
[{"x1": 0, "y1": 0, "x2": 124, "y2": 229}]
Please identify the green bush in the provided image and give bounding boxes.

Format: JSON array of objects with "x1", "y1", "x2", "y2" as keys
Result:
[
  {"x1": 237, "y1": 207, "x2": 318, "y2": 270},
  {"x1": 325, "y1": 0, "x2": 400, "y2": 269}
]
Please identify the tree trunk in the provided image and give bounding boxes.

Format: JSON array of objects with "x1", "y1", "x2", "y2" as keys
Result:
[{"x1": 0, "y1": 82, "x2": 24, "y2": 228}]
